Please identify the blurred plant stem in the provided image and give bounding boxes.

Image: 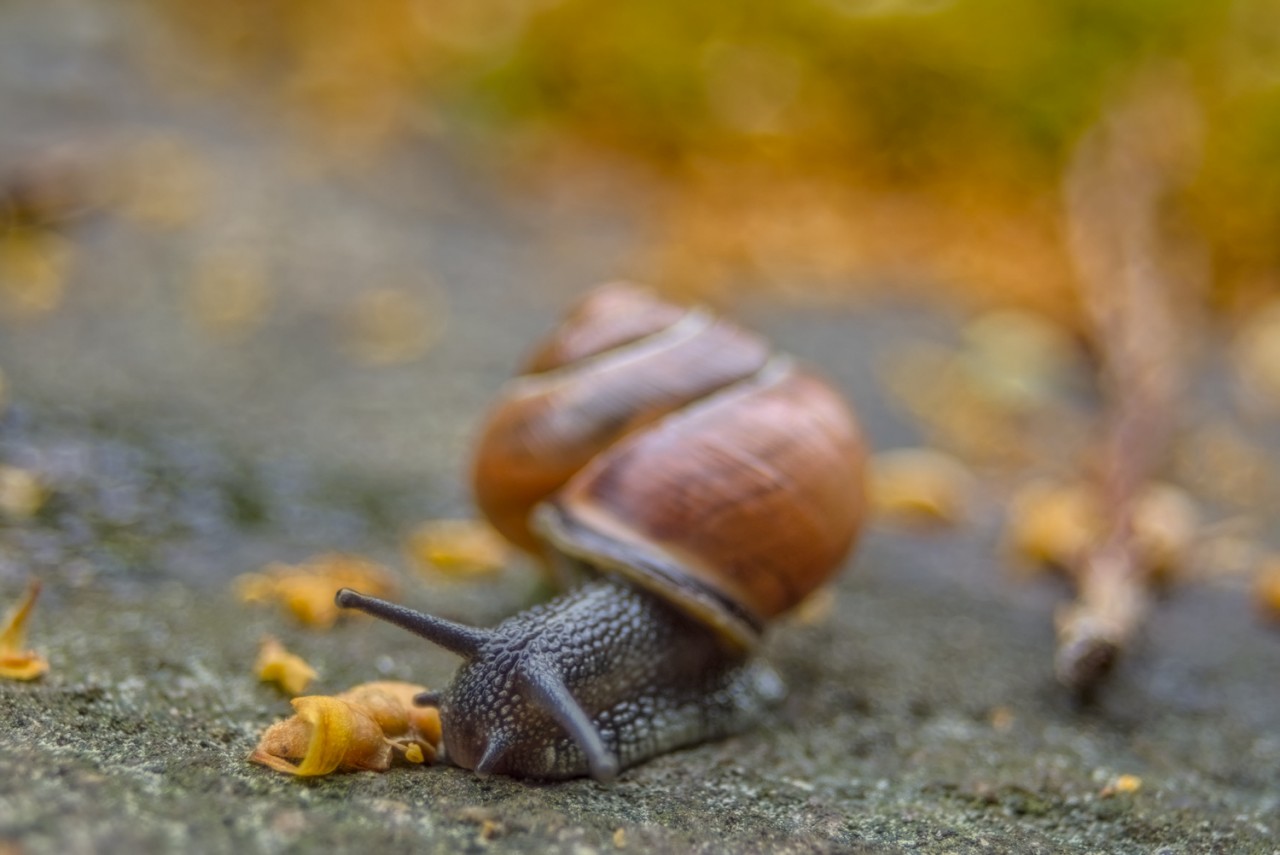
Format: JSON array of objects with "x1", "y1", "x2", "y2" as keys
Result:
[{"x1": 1055, "y1": 72, "x2": 1204, "y2": 693}]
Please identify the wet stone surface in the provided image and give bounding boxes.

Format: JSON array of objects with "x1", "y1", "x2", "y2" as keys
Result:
[
  {"x1": 2, "y1": 403, "x2": 1278, "y2": 854},
  {"x1": 1, "y1": 2, "x2": 1280, "y2": 853}
]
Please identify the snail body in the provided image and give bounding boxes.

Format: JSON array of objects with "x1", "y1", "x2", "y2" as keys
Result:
[{"x1": 337, "y1": 283, "x2": 867, "y2": 781}]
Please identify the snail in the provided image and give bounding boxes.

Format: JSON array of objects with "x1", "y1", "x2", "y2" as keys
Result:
[{"x1": 336, "y1": 282, "x2": 867, "y2": 782}]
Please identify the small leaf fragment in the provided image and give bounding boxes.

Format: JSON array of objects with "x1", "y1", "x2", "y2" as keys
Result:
[
  {"x1": 1129, "y1": 484, "x2": 1199, "y2": 582},
  {"x1": 1256, "y1": 560, "x2": 1280, "y2": 622},
  {"x1": 1004, "y1": 480, "x2": 1198, "y2": 581},
  {"x1": 868, "y1": 447, "x2": 975, "y2": 527},
  {"x1": 1100, "y1": 773, "x2": 1143, "y2": 797},
  {"x1": 234, "y1": 554, "x2": 396, "y2": 629},
  {"x1": 255, "y1": 636, "x2": 317, "y2": 696},
  {"x1": 0, "y1": 579, "x2": 48, "y2": 681},
  {"x1": 404, "y1": 519, "x2": 510, "y2": 578},
  {"x1": 338, "y1": 681, "x2": 442, "y2": 752},
  {"x1": 0, "y1": 465, "x2": 46, "y2": 519},
  {"x1": 1004, "y1": 480, "x2": 1100, "y2": 572},
  {"x1": 0, "y1": 228, "x2": 73, "y2": 317},
  {"x1": 251, "y1": 695, "x2": 388, "y2": 776},
  {"x1": 249, "y1": 681, "x2": 441, "y2": 777}
]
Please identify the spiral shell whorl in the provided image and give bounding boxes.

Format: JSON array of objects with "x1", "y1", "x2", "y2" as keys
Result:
[{"x1": 471, "y1": 284, "x2": 866, "y2": 648}]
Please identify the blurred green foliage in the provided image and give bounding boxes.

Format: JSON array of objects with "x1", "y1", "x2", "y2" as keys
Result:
[
  {"x1": 479, "y1": 0, "x2": 1222, "y2": 177},
  {"x1": 161, "y1": 0, "x2": 1280, "y2": 309}
]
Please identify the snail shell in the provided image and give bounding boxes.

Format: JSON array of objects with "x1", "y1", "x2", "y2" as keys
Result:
[{"x1": 471, "y1": 282, "x2": 866, "y2": 648}]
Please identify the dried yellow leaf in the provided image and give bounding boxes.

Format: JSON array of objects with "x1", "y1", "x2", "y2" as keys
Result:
[
  {"x1": 868, "y1": 448, "x2": 974, "y2": 527},
  {"x1": 0, "y1": 651, "x2": 49, "y2": 681},
  {"x1": 338, "y1": 681, "x2": 442, "y2": 751},
  {"x1": 255, "y1": 636, "x2": 317, "y2": 696},
  {"x1": 0, "y1": 229, "x2": 72, "y2": 318},
  {"x1": 1256, "y1": 560, "x2": 1280, "y2": 622},
  {"x1": 404, "y1": 518, "x2": 509, "y2": 578},
  {"x1": 0, "y1": 579, "x2": 48, "y2": 681},
  {"x1": 249, "y1": 681, "x2": 441, "y2": 777},
  {"x1": 1129, "y1": 483, "x2": 1199, "y2": 582},
  {"x1": 1005, "y1": 480, "x2": 1198, "y2": 580},
  {"x1": 989, "y1": 706, "x2": 1015, "y2": 732},
  {"x1": 1101, "y1": 773, "x2": 1143, "y2": 797},
  {"x1": 251, "y1": 695, "x2": 388, "y2": 776},
  {"x1": 234, "y1": 554, "x2": 396, "y2": 628},
  {"x1": 1004, "y1": 480, "x2": 1100, "y2": 572},
  {"x1": 0, "y1": 465, "x2": 47, "y2": 518}
]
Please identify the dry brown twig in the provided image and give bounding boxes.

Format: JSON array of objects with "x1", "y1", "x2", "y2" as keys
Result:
[{"x1": 1056, "y1": 73, "x2": 1205, "y2": 693}]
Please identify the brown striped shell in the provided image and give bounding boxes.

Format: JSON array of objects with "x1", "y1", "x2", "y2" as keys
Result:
[{"x1": 470, "y1": 282, "x2": 867, "y2": 649}]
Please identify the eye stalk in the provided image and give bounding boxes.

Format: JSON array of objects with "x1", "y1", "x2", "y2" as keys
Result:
[
  {"x1": 334, "y1": 589, "x2": 491, "y2": 658},
  {"x1": 412, "y1": 690, "x2": 442, "y2": 708},
  {"x1": 520, "y1": 660, "x2": 619, "y2": 783}
]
